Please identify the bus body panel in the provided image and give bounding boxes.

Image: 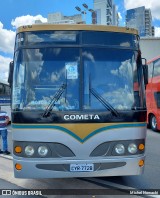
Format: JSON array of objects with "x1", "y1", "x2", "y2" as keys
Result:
[
  {"x1": 146, "y1": 56, "x2": 160, "y2": 131},
  {"x1": 17, "y1": 24, "x2": 138, "y2": 35},
  {"x1": 12, "y1": 124, "x2": 146, "y2": 178},
  {"x1": 13, "y1": 156, "x2": 145, "y2": 178}
]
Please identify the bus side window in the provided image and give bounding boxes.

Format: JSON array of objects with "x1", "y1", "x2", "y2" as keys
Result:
[
  {"x1": 5, "y1": 85, "x2": 11, "y2": 96},
  {"x1": 148, "y1": 62, "x2": 153, "y2": 79},
  {"x1": 153, "y1": 59, "x2": 160, "y2": 77},
  {"x1": 0, "y1": 84, "x2": 4, "y2": 95}
]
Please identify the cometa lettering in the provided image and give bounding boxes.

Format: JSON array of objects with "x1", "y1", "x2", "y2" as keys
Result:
[{"x1": 64, "y1": 114, "x2": 100, "y2": 120}]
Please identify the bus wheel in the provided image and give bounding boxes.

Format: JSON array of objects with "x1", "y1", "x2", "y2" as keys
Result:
[{"x1": 150, "y1": 115, "x2": 158, "y2": 132}]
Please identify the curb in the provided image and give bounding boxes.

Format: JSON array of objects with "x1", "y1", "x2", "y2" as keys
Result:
[{"x1": 0, "y1": 154, "x2": 13, "y2": 160}]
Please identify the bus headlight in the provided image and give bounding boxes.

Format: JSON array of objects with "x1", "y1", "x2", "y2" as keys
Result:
[
  {"x1": 128, "y1": 143, "x2": 137, "y2": 154},
  {"x1": 38, "y1": 146, "x2": 48, "y2": 157},
  {"x1": 114, "y1": 144, "x2": 125, "y2": 155},
  {"x1": 25, "y1": 145, "x2": 35, "y2": 156}
]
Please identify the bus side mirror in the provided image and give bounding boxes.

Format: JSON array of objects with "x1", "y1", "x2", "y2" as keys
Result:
[
  {"x1": 143, "y1": 64, "x2": 148, "y2": 85},
  {"x1": 141, "y1": 58, "x2": 148, "y2": 85},
  {"x1": 8, "y1": 61, "x2": 14, "y2": 87}
]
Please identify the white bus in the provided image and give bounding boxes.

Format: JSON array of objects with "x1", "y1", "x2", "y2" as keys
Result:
[{"x1": 9, "y1": 24, "x2": 147, "y2": 178}]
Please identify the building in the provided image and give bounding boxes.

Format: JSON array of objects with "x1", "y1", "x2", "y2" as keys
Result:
[
  {"x1": 35, "y1": 20, "x2": 43, "y2": 24},
  {"x1": 140, "y1": 37, "x2": 160, "y2": 61},
  {"x1": 48, "y1": 12, "x2": 83, "y2": 24},
  {"x1": 145, "y1": 8, "x2": 153, "y2": 36},
  {"x1": 94, "y1": 0, "x2": 118, "y2": 25},
  {"x1": 126, "y1": 6, "x2": 154, "y2": 37}
]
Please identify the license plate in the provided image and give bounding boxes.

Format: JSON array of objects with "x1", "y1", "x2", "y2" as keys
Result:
[{"x1": 70, "y1": 164, "x2": 94, "y2": 172}]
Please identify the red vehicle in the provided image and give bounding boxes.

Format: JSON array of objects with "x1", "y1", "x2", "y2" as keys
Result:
[{"x1": 146, "y1": 55, "x2": 160, "y2": 131}]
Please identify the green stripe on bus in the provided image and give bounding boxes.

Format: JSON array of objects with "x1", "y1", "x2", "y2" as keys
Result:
[{"x1": 12, "y1": 123, "x2": 146, "y2": 143}]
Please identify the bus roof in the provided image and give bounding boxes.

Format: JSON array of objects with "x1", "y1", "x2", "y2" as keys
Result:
[
  {"x1": 147, "y1": 55, "x2": 160, "y2": 64},
  {"x1": 17, "y1": 24, "x2": 138, "y2": 35}
]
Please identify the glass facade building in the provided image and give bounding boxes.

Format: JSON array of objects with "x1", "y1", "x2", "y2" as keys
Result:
[{"x1": 126, "y1": 6, "x2": 154, "y2": 37}]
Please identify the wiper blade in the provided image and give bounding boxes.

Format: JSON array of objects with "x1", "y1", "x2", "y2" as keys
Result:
[
  {"x1": 90, "y1": 88, "x2": 119, "y2": 117},
  {"x1": 43, "y1": 83, "x2": 67, "y2": 117}
]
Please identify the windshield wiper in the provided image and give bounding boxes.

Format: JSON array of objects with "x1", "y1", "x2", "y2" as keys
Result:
[
  {"x1": 43, "y1": 83, "x2": 67, "y2": 117},
  {"x1": 89, "y1": 88, "x2": 119, "y2": 117}
]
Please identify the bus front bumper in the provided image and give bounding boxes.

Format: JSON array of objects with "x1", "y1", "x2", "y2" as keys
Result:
[{"x1": 13, "y1": 155, "x2": 145, "y2": 178}]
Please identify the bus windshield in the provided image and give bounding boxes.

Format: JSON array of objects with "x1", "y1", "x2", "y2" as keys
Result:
[{"x1": 13, "y1": 47, "x2": 141, "y2": 111}]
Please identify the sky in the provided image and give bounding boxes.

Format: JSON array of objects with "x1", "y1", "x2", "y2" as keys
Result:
[{"x1": 0, "y1": 0, "x2": 160, "y2": 83}]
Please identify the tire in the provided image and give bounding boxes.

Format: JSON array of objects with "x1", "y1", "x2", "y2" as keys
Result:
[{"x1": 150, "y1": 115, "x2": 158, "y2": 132}]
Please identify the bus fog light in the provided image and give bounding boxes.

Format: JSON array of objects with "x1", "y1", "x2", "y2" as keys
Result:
[
  {"x1": 38, "y1": 146, "x2": 48, "y2": 157},
  {"x1": 15, "y1": 163, "x2": 22, "y2": 170},
  {"x1": 139, "y1": 160, "x2": 144, "y2": 167},
  {"x1": 25, "y1": 146, "x2": 34, "y2": 156},
  {"x1": 138, "y1": 143, "x2": 145, "y2": 151},
  {"x1": 115, "y1": 144, "x2": 125, "y2": 155},
  {"x1": 128, "y1": 143, "x2": 137, "y2": 154}
]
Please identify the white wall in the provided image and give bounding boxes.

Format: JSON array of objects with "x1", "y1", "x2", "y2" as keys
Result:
[{"x1": 140, "y1": 37, "x2": 160, "y2": 61}]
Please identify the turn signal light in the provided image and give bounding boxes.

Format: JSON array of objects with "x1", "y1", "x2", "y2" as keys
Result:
[
  {"x1": 138, "y1": 144, "x2": 145, "y2": 151},
  {"x1": 138, "y1": 160, "x2": 144, "y2": 167},
  {"x1": 15, "y1": 163, "x2": 22, "y2": 170},
  {"x1": 15, "y1": 146, "x2": 22, "y2": 153}
]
